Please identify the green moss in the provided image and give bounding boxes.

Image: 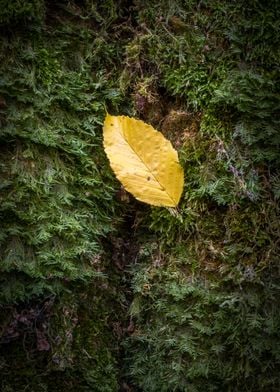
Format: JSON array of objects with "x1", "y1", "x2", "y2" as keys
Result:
[
  {"x1": 0, "y1": 0, "x2": 45, "y2": 25},
  {"x1": 122, "y1": 1, "x2": 280, "y2": 390},
  {"x1": 1, "y1": 0, "x2": 280, "y2": 391},
  {"x1": 0, "y1": 281, "x2": 122, "y2": 391},
  {"x1": 0, "y1": 1, "x2": 128, "y2": 389},
  {"x1": 0, "y1": 0, "x2": 128, "y2": 302}
]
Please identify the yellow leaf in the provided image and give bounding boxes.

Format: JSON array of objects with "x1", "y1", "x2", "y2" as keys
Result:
[{"x1": 103, "y1": 114, "x2": 184, "y2": 207}]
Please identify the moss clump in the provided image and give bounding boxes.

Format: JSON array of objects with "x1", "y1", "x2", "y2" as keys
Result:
[
  {"x1": 0, "y1": 1, "x2": 128, "y2": 302},
  {"x1": 0, "y1": 0, "x2": 45, "y2": 25},
  {"x1": 0, "y1": 281, "x2": 122, "y2": 391},
  {"x1": 122, "y1": 0, "x2": 280, "y2": 390},
  {"x1": 0, "y1": 1, "x2": 129, "y2": 390}
]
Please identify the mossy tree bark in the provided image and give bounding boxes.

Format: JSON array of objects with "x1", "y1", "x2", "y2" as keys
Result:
[{"x1": 0, "y1": 1, "x2": 280, "y2": 391}]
